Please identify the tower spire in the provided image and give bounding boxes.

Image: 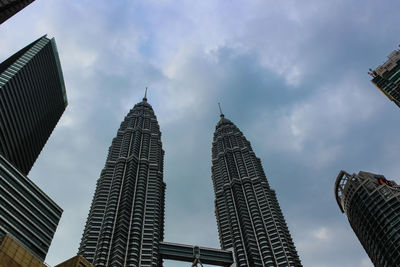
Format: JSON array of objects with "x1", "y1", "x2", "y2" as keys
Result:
[
  {"x1": 143, "y1": 87, "x2": 148, "y2": 102},
  {"x1": 218, "y1": 102, "x2": 224, "y2": 118}
]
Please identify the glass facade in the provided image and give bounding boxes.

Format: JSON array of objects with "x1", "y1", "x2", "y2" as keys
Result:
[
  {"x1": 0, "y1": 0, "x2": 35, "y2": 24},
  {"x1": 371, "y1": 49, "x2": 400, "y2": 108},
  {"x1": 0, "y1": 36, "x2": 67, "y2": 175},
  {"x1": 0, "y1": 155, "x2": 62, "y2": 261},
  {"x1": 335, "y1": 170, "x2": 400, "y2": 266}
]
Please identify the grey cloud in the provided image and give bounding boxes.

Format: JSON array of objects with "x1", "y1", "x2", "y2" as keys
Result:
[{"x1": 2, "y1": 1, "x2": 400, "y2": 267}]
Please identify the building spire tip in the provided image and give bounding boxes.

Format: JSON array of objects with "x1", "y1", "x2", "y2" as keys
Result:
[
  {"x1": 143, "y1": 87, "x2": 148, "y2": 102},
  {"x1": 218, "y1": 103, "x2": 224, "y2": 118}
]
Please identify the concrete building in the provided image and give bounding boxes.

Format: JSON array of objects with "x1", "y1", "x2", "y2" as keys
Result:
[
  {"x1": 79, "y1": 95, "x2": 166, "y2": 266},
  {"x1": 335, "y1": 170, "x2": 400, "y2": 266},
  {"x1": 211, "y1": 111, "x2": 302, "y2": 266},
  {"x1": 0, "y1": 0, "x2": 35, "y2": 24},
  {"x1": 55, "y1": 255, "x2": 93, "y2": 267},
  {"x1": 0, "y1": 35, "x2": 67, "y2": 175},
  {"x1": 370, "y1": 48, "x2": 400, "y2": 108},
  {"x1": 0, "y1": 233, "x2": 46, "y2": 267}
]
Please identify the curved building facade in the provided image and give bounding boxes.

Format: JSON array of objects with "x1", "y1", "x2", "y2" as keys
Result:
[
  {"x1": 335, "y1": 170, "x2": 400, "y2": 266},
  {"x1": 79, "y1": 97, "x2": 165, "y2": 267},
  {"x1": 211, "y1": 113, "x2": 301, "y2": 267}
]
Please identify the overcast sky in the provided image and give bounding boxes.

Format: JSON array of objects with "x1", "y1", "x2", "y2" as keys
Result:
[{"x1": 1, "y1": 1, "x2": 400, "y2": 266}]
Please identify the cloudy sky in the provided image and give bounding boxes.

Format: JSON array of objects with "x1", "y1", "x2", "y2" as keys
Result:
[{"x1": 1, "y1": 0, "x2": 400, "y2": 266}]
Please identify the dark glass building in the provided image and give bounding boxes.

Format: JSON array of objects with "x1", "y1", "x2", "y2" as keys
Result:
[
  {"x1": 335, "y1": 170, "x2": 400, "y2": 267},
  {"x1": 0, "y1": 35, "x2": 66, "y2": 262},
  {"x1": 0, "y1": 154, "x2": 63, "y2": 261},
  {"x1": 0, "y1": 35, "x2": 67, "y2": 175},
  {"x1": 79, "y1": 96, "x2": 166, "y2": 267},
  {"x1": 211, "y1": 112, "x2": 302, "y2": 267},
  {"x1": 0, "y1": 0, "x2": 35, "y2": 24},
  {"x1": 370, "y1": 48, "x2": 400, "y2": 108}
]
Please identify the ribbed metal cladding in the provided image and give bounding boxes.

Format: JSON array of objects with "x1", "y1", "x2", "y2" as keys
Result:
[
  {"x1": 79, "y1": 98, "x2": 166, "y2": 267},
  {"x1": 0, "y1": 36, "x2": 68, "y2": 175},
  {"x1": 0, "y1": 154, "x2": 63, "y2": 261},
  {"x1": 211, "y1": 114, "x2": 302, "y2": 267},
  {"x1": 335, "y1": 171, "x2": 400, "y2": 267},
  {"x1": 0, "y1": 0, "x2": 35, "y2": 24}
]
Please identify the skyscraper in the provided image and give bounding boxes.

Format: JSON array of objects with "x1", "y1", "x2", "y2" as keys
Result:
[
  {"x1": 335, "y1": 170, "x2": 400, "y2": 266},
  {"x1": 211, "y1": 111, "x2": 302, "y2": 266},
  {"x1": 79, "y1": 95, "x2": 166, "y2": 267},
  {"x1": 370, "y1": 48, "x2": 400, "y2": 108},
  {"x1": 0, "y1": 35, "x2": 66, "y2": 262},
  {"x1": 0, "y1": 35, "x2": 67, "y2": 175},
  {"x1": 0, "y1": 0, "x2": 35, "y2": 24}
]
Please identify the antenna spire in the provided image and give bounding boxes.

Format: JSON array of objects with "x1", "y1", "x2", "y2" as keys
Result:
[
  {"x1": 143, "y1": 87, "x2": 148, "y2": 101},
  {"x1": 218, "y1": 103, "x2": 224, "y2": 118}
]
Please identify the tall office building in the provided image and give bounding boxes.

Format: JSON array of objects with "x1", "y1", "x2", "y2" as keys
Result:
[
  {"x1": 0, "y1": 0, "x2": 35, "y2": 24},
  {"x1": 0, "y1": 35, "x2": 67, "y2": 175},
  {"x1": 79, "y1": 95, "x2": 166, "y2": 267},
  {"x1": 0, "y1": 35, "x2": 66, "y2": 262},
  {"x1": 211, "y1": 112, "x2": 302, "y2": 266},
  {"x1": 370, "y1": 48, "x2": 400, "y2": 108},
  {"x1": 335, "y1": 170, "x2": 400, "y2": 266}
]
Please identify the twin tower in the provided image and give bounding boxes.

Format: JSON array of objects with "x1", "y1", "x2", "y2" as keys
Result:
[{"x1": 78, "y1": 95, "x2": 302, "y2": 267}]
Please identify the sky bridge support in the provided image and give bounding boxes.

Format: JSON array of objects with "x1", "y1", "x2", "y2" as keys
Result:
[{"x1": 159, "y1": 242, "x2": 234, "y2": 266}]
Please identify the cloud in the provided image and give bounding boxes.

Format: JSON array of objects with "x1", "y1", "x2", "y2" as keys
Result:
[
  {"x1": 312, "y1": 227, "x2": 330, "y2": 241},
  {"x1": 2, "y1": 1, "x2": 400, "y2": 267}
]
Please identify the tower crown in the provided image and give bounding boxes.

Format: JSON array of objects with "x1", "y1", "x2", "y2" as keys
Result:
[
  {"x1": 216, "y1": 116, "x2": 234, "y2": 129},
  {"x1": 216, "y1": 103, "x2": 233, "y2": 129}
]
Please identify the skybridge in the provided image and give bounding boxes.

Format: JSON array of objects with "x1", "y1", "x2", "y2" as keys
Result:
[{"x1": 159, "y1": 242, "x2": 235, "y2": 266}]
